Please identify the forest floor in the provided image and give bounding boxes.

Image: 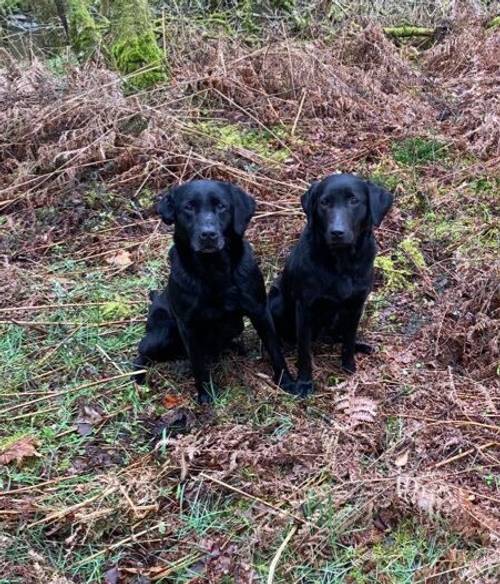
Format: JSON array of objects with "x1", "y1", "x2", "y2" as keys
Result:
[{"x1": 0, "y1": 11, "x2": 499, "y2": 584}]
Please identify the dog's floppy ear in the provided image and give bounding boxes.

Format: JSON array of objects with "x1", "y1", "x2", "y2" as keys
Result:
[
  {"x1": 301, "y1": 181, "x2": 320, "y2": 220},
  {"x1": 157, "y1": 188, "x2": 177, "y2": 225},
  {"x1": 229, "y1": 184, "x2": 256, "y2": 236},
  {"x1": 366, "y1": 181, "x2": 394, "y2": 227}
]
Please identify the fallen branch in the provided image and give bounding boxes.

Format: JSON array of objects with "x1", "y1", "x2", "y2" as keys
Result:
[
  {"x1": 199, "y1": 472, "x2": 307, "y2": 525},
  {"x1": 267, "y1": 524, "x2": 298, "y2": 584}
]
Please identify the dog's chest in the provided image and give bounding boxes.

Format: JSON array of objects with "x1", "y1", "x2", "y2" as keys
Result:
[
  {"x1": 198, "y1": 282, "x2": 241, "y2": 317},
  {"x1": 312, "y1": 264, "x2": 369, "y2": 303}
]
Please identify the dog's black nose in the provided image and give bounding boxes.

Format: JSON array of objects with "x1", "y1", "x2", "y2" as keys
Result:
[
  {"x1": 330, "y1": 229, "x2": 344, "y2": 239},
  {"x1": 200, "y1": 229, "x2": 217, "y2": 241}
]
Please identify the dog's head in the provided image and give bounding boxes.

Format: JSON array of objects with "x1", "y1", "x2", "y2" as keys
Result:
[
  {"x1": 157, "y1": 180, "x2": 256, "y2": 253},
  {"x1": 301, "y1": 174, "x2": 393, "y2": 249}
]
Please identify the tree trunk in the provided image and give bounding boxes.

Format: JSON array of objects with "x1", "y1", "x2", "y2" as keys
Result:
[
  {"x1": 67, "y1": 0, "x2": 102, "y2": 59},
  {"x1": 110, "y1": 0, "x2": 167, "y2": 91}
]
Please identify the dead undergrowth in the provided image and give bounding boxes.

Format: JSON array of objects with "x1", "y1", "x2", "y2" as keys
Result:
[{"x1": 0, "y1": 11, "x2": 499, "y2": 584}]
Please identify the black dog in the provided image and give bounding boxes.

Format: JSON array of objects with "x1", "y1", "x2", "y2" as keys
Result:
[
  {"x1": 269, "y1": 173, "x2": 393, "y2": 397},
  {"x1": 134, "y1": 179, "x2": 296, "y2": 403}
]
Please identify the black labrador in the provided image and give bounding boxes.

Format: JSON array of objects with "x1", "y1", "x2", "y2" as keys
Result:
[
  {"x1": 134, "y1": 179, "x2": 296, "y2": 403},
  {"x1": 269, "y1": 173, "x2": 393, "y2": 397}
]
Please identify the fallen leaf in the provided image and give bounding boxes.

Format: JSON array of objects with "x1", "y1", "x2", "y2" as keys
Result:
[
  {"x1": 75, "y1": 404, "x2": 104, "y2": 436},
  {"x1": 104, "y1": 566, "x2": 119, "y2": 584},
  {"x1": 0, "y1": 436, "x2": 40, "y2": 466},
  {"x1": 106, "y1": 249, "x2": 132, "y2": 267},
  {"x1": 162, "y1": 394, "x2": 185, "y2": 409},
  {"x1": 76, "y1": 422, "x2": 93, "y2": 437},
  {"x1": 394, "y1": 450, "x2": 409, "y2": 467},
  {"x1": 152, "y1": 407, "x2": 196, "y2": 441}
]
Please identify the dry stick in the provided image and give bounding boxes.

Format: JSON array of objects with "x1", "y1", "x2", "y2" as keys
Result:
[
  {"x1": 427, "y1": 420, "x2": 500, "y2": 433},
  {"x1": 0, "y1": 474, "x2": 88, "y2": 497},
  {"x1": 121, "y1": 554, "x2": 204, "y2": 580},
  {"x1": 291, "y1": 89, "x2": 307, "y2": 136},
  {"x1": 267, "y1": 525, "x2": 298, "y2": 584},
  {"x1": 27, "y1": 487, "x2": 117, "y2": 529},
  {"x1": 37, "y1": 325, "x2": 82, "y2": 368},
  {"x1": 1, "y1": 318, "x2": 145, "y2": 327},
  {"x1": 414, "y1": 559, "x2": 499, "y2": 584},
  {"x1": 10, "y1": 406, "x2": 59, "y2": 422},
  {"x1": 433, "y1": 442, "x2": 499, "y2": 469},
  {"x1": 199, "y1": 472, "x2": 306, "y2": 525},
  {"x1": 75, "y1": 237, "x2": 162, "y2": 261},
  {"x1": 93, "y1": 218, "x2": 157, "y2": 235},
  {"x1": 0, "y1": 370, "x2": 145, "y2": 416},
  {"x1": 6, "y1": 318, "x2": 46, "y2": 334},
  {"x1": 72, "y1": 522, "x2": 166, "y2": 568},
  {"x1": 0, "y1": 301, "x2": 142, "y2": 314}
]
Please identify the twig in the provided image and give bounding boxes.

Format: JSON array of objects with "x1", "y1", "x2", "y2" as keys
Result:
[
  {"x1": 0, "y1": 475, "x2": 88, "y2": 497},
  {"x1": 427, "y1": 420, "x2": 500, "y2": 433},
  {"x1": 1, "y1": 318, "x2": 145, "y2": 327},
  {"x1": 37, "y1": 325, "x2": 82, "y2": 368},
  {"x1": 267, "y1": 524, "x2": 298, "y2": 584},
  {"x1": 6, "y1": 318, "x2": 46, "y2": 334},
  {"x1": 10, "y1": 406, "x2": 59, "y2": 421},
  {"x1": 291, "y1": 89, "x2": 306, "y2": 136},
  {"x1": 27, "y1": 487, "x2": 117, "y2": 528},
  {"x1": 433, "y1": 442, "x2": 499, "y2": 469},
  {"x1": 199, "y1": 472, "x2": 306, "y2": 525},
  {"x1": 0, "y1": 370, "x2": 145, "y2": 416},
  {"x1": 72, "y1": 522, "x2": 166, "y2": 567},
  {"x1": 0, "y1": 301, "x2": 144, "y2": 314}
]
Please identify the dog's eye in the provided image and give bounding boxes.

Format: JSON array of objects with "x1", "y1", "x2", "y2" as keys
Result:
[
  {"x1": 184, "y1": 202, "x2": 194, "y2": 212},
  {"x1": 320, "y1": 199, "x2": 329, "y2": 207},
  {"x1": 216, "y1": 202, "x2": 226, "y2": 211},
  {"x1": 349, "y1": 196, "x2": 359, "y2": 205}
]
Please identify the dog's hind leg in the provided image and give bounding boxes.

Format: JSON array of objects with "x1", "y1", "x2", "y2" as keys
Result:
[
  {"x1": 132, "y1": 290, "x2": 186, "y2": 384},
  {"x1": 268, "y1": 283, "x2": 295, "y2": 343},
  {"x1": 323, "y1": 315, "x2": 373, "y2": 355}
]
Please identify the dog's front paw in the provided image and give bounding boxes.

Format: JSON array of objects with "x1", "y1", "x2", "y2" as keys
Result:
[
  {"x1": 197, "y1": 381, "x2": 220, "y2": 405},
  {"x1": 279, "y1": 375, "x2": 301, "y2": 396},
  {"x1": 133, "y1": 371, "x2": 147, "y2": 385},
  {"x1": 354, "y1": 342, "x2": 373, "y2": 355},
  {"x1": 197, "y1": 390, "x2": 213, "y2": 406},
  {"x1": 132, "y1": 357, "x2": 147, "y2": 385},
  {"x1": 341, "y1": 357, "x2": 356, "y2": 374},
  {"x1": 296, "y1": 380, "x2": 314, "y2": 398}
]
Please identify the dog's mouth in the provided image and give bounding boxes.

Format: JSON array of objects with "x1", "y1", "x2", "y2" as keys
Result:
[
  {"x1": 327, "y1": 238, "x2": 352, "y2": 249},
  {"x1": 194, "y1": 240, "x2": 225, "y2": 254}
]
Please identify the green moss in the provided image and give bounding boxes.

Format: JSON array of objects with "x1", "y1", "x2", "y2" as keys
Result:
[
  {"x1": 374, "y1": 255, "x2": 411, "y2": 292},
  {"x1": 392, "y1": 137, "x2": 448, "y2": 166},
  {"x1": 67, "y1": 0, "x2": 102, "y2": 59},
  {"x1": 195, "y1": 121, "x2": 290, "y2": 163},
  {"x1": 487, "y1": 15, "x2": 500, "y2": 29},
  {"x1": 400, "y1": 237, "x2": 426, "y2": 270},
  {"x1": 369, "y1": 169, "x2": 401, "y2": 193},
  {"x1": 375, "y1": 237, "x2": 426, "y2": 292},
  {"x1": 110, "y1": 0, "x2": 167, "y2": 91}
]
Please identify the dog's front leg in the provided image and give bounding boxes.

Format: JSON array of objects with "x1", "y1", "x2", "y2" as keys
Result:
[
  {"x1": 339, "y1": 298, "x2": 366, "y2": 374},
  {"x1": 296, "y1": 300, "x2": 314, "y2": 397},
  {"x1": 248, "y1": 308, "x2": 297, "y2": 395},
  {"x1": 176, "y1": 322, "x2": 213, "y2": 404}
]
